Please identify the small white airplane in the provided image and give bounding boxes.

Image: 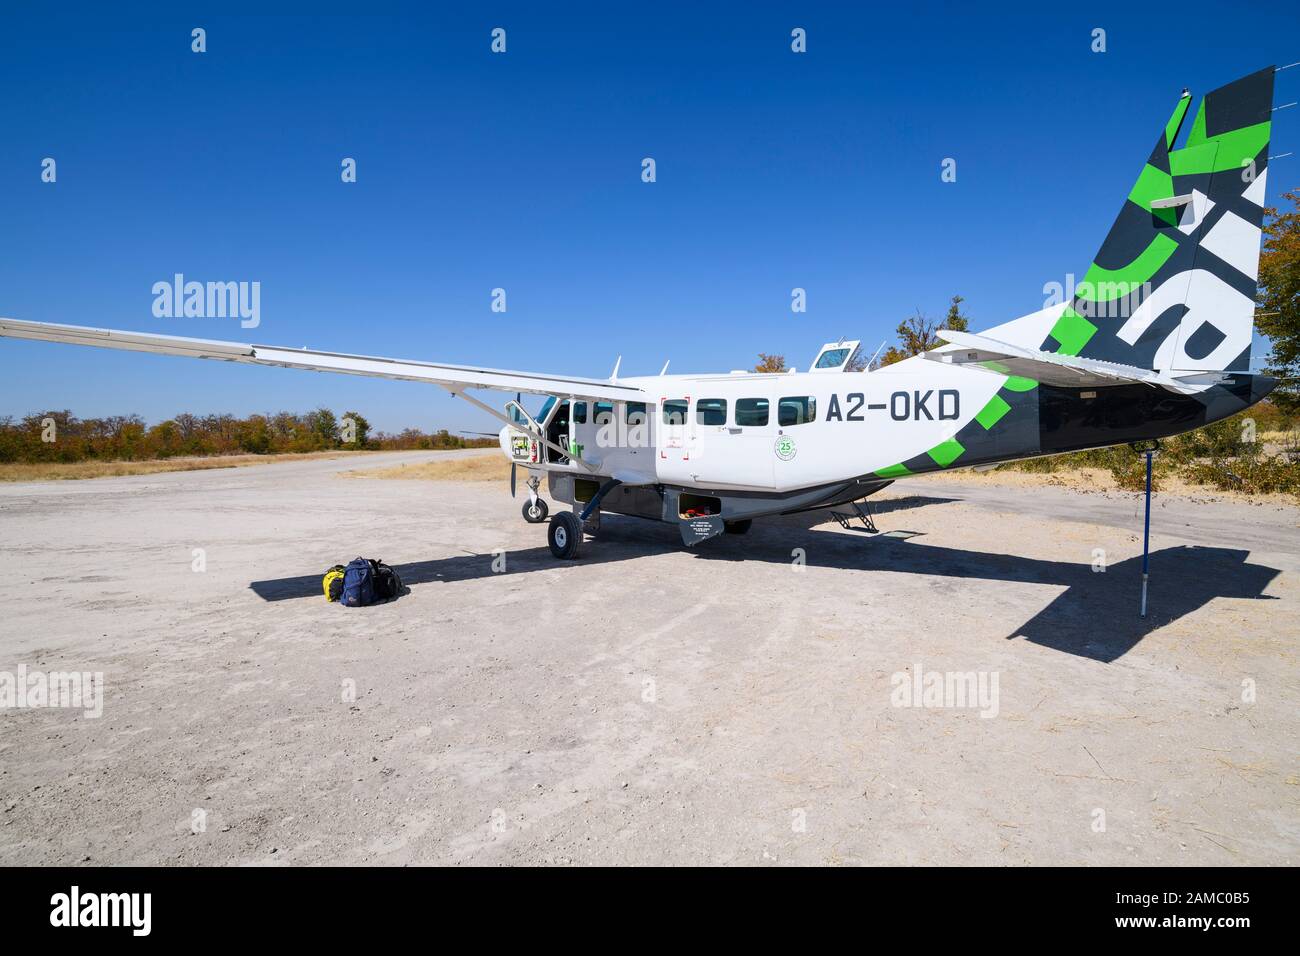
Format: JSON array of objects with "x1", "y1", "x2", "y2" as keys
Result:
[{"x1": 0, "y1": 68, "x2": 1279, "y2": 560}]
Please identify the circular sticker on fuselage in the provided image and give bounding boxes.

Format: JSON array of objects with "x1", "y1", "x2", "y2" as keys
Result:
[{"x1": 774, "y1": 436, "x2": 797, "y2": 461}]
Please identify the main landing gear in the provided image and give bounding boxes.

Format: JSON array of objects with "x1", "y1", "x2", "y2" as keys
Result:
[
  {"x1": 548, "y1": 512, "x2": 582, "y2": 559},
  {"x1": 545, "y1": 478, "x2": 622, "y2": 561}
]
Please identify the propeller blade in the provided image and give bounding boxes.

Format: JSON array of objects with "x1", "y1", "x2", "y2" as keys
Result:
[{"x1": 510, "y1": 393, "x2": 522, "y2": 497}]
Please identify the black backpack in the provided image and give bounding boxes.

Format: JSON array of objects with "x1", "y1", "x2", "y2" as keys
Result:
[{"x1": 371, "y1": 560, "x2": 403, "y2": 601}]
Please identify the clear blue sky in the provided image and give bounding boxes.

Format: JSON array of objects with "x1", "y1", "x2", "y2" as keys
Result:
[{"x1": 2, "y1": 2, "x2": 1297, "y2": 433}]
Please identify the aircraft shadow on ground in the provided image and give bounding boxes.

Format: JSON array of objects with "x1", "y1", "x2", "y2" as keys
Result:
[{"x1": 248, "y1": 500, "x2": 1280, "y2": 664}]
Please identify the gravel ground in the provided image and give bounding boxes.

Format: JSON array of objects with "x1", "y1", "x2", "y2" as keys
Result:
[{"x1": 0, "y1": 450, "x2": 1296, "y2": 865}]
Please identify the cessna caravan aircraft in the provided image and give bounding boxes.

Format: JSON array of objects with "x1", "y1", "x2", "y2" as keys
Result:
[{"x1": 0, "y1": 68, "x2": 1280, "y2": 559}]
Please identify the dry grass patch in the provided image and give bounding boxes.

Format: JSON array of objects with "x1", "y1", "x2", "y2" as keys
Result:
[
  {"x1": 919, "y1": 463, "x2": 1300, "y2": 507},
  {"x1": 345, "y1": 452, "x2": 509, "y2": 483},
  {"x1": 919, "y1": 466, "x2": 1118, "y2": 493},
  {"x1": 0, "y1": 450, "x2": 374, "y2": 482}
]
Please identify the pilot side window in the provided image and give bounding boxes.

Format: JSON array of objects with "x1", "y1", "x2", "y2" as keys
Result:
[
  {"x1": 573, "y1": 402, "x2": 587, "y2": 424},
  {"x1": 778, "y1": 396, "x2": 816, "y2": 426},
  {"x1": 662, "y1": 400, "x2": 688, "y2": 425},
  {"x1": 696, "y1": 398, "x2": 727, "y2": 426},
  {"x1": 735, "y1": 398, "x2": 769, "y2": 426}
]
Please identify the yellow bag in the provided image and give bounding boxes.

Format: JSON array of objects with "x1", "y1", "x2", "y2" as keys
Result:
[{"x1": 323, "y1": 565, "x2": 346, "y2": 602}]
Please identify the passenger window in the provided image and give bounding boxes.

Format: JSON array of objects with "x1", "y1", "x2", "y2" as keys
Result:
[
  {"x1": 625, "y1": 401, "x2": 647, "y2": 424},
  {"x1": 778, "y1": 396, "x2": 816, "y2": 426},
  {"x1": 662, "y1": 400, "x2": 688, "y2": 425},
  {"x1": 696, "y1": 398, "x2": 727, "y2": 426},
  {"x1": 593, "y1": 402, "x2": 614, "y2": 424},
  {"x1": 735, "y1": 398, "x2": 769, "y2": 426},
  {"x1": 573, "y1": 402, "x2": 587, "y2": 424}
]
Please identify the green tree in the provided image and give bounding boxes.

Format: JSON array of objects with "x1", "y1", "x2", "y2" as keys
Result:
[
  {"x1": 875, "y1": 295, "x2": 970, "y2": 367},
  {"x1": 942, "y1": 294, "x2": 969, "y2": 333},
  {"x1": 1257, "y1": 190, "x2": 1300, "y2": 412},
  {"x1": 237, "y1": 414, "x2": 272, "y2": 454},
  {"x1": 306, "y1": 407, "x2": 340, "y2": 448},
  {"x1": 876, "y1": 310, "x2": 938, "y2": 367}
]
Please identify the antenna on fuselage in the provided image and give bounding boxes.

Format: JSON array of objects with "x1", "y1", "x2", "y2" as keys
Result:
[
  {"x1": 609, "y1": 356, "x2": 622, "y2": 382},
  {"x1": 866, "y1": 339, "x2": 887, "y2": 369},
  {"x1": 659, "y1": 360, "x2": 670, "y2": 375}
]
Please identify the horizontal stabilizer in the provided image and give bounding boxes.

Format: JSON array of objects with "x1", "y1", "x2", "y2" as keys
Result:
[{"x1": 929, "y1": 329, "x2": 1223, "y2": 394}]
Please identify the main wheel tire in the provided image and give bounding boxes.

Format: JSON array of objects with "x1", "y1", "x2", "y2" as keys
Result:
[
  {"x1": 724, "y1": 519, "x2": 753, "y2": 535},
  {"x1": 522, "y1": 498, "x2": 549, "y2": 523},
  {"x1": 548, "y1": 512, "x2": 583, "y2": 559}
]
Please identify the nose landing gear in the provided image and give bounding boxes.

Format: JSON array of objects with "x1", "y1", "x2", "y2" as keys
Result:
[{"x1": 521, "y1": 474, "x2": 549, "y2": 523}]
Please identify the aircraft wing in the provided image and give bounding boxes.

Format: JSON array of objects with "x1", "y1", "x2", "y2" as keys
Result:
[
  {"x1": 0, "y1": 317, "x2": 645, "y2": 402},
  {"x1": 929, "y1": 329, "x2": 1225, "y2": 395}
]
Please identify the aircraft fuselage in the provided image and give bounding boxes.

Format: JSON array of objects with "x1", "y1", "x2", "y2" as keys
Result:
[{"x1": 509, "y1": 363, "x2": 1271, "y2": 495}]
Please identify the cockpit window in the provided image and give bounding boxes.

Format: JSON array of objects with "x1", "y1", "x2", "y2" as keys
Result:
[{"x1": 815, "y1": 348, "x2": 850, "y2": 369}]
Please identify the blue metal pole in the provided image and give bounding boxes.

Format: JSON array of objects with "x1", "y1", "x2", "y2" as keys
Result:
[{"x1": 1140, "y1": 450, "x2": 1152, "y2": 617}]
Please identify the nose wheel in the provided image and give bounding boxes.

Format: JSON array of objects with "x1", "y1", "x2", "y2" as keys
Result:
[{"x1": 522, "y1": 498, "x2": 549, "y2": 523}]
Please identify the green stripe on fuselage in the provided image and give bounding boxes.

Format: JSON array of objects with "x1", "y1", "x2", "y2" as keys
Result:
[
  {"x1": 927, "y1": 438, "x2": 965, "y2": 468},
  {"x1": 1003, "y1": 375, "x2": 1038, "y2": 392},
  {"x1": 975, "y1": 394, "x2": 1011, "y2": 430},
  {"x1": 875, "y1": 462, "x2": 912, "y2": 479}
]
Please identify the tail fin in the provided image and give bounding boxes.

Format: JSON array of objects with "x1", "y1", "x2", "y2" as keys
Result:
[{"x1": 1042, "y1": 67, "x2": 1275, "y2": 374}]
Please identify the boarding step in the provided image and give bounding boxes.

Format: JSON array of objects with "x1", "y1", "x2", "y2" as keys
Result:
[{"x1": 830, "y1": 500, "x2": 878, "y2": 533}]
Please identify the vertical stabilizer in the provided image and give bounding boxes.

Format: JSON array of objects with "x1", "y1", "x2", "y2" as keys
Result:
[{"x1": 1038, "y1": 68, "x2": 1275, "y2": 373}]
